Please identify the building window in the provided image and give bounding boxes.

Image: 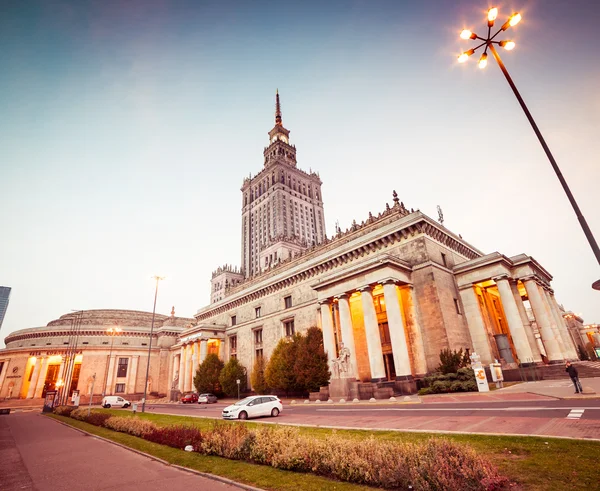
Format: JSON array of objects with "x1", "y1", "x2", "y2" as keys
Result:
[
  {"x1": 454, "y1": 298, "x2": 462, "y2": 315},
  {"x1": 284, "y1": 319, "x2": 295, "y2": 337},
  {"x1": 229, "y1": 335, "x2": 237, "y2": 359},
  {"x1": 254, "y1": 329, "x2": 263, "y2": 345},
  {"x1": 115, "y1": 383, "x2": 125, "y2": 393},
  {"x1": 117, "y1": 358, "x2": 128, "y2": 377},
  {"x1": 255, "y1": 348, "x2": 263, "y2": 359},
  {"x1": 102, "y1": 341, "x2": 109, "y2": 345},
  {"x1": 284, "y1": 296, "x2": 292, "y2": 309},
  {"x1": 231, "y1": 315, "x2": 237, "y2": 326},
  {"x1": 441, "y1": 253, "x2": 447, "y2": 267},
  {"x1": 255, "y1": 307, "x2": 261, "y2": 318}
]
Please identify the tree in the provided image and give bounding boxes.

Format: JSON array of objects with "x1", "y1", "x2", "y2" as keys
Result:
[
  {"x1": 437, "y1": 348, "x2": 469, "y2": 374},
  {"x1": 294, "y1": 326, "x2": 330, "y2": 392},
  {"x1": 265, "y1": 335, "x2": 299, "y2": 393},
  {"x1": 193, "y1": 354, "x2": 224, "y2": 395},
  {"x1": 251, "y1": 355, "x2": 269, "y2": 394},
  {"x1": 219, "y1": 357, "x2": 247, "y2": 397}
]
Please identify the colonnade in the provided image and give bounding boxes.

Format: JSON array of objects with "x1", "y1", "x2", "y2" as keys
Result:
[
  {"x1": 319, "y1": 280, "x2": 424, "y2": 382},
  {"x1": 174, "y1": 338, "x2": 224, "y2": 393},
  {"x1": 459, "y1": 274, "x2": 577, "y2": 365}
]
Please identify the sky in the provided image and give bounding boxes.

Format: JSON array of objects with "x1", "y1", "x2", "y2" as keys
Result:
[{"x1": 1, "y1": 0, "x2": 599, "y2": 346}]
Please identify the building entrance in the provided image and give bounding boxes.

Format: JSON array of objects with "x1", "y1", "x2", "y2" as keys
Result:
[{"x1": 42, "y1": 364, "x2": 60, "y2": 397}]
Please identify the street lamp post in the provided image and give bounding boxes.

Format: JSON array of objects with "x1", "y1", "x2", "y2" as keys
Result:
[
  {"x1": 457, "y1": 7, "x2": 600, "y2": 290},
  {"x1": 141, "y1": 275, "x2": 165, "y2": 413},
  {"x1": 102, "y1": 326, "x2": 122, "y2": 398}
]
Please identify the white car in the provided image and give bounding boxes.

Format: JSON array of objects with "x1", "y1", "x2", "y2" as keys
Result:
[
  {"x1": 222, "y1": 395, "x2": 282, "y2": 420},
  {"x1": 101, "y1": 395, "x2": 131, "y2": 408}
]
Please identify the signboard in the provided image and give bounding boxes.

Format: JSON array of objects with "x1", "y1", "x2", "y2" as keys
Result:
[
  {"x1": 473, "y1": 366, "x2": 489, "y2": 392},
  {"x1": 43, "y1": 391, "x2": 57, "y2": 413}
]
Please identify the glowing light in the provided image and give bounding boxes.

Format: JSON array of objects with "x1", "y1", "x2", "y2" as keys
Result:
[
  {"x1": 500, "y1": 40, "x2": 516, "y2": 50},
  {"x1": 509, "y1": 13, "x2": 522, "y2": 26},
  {"x1": 478, "y1": 53, "x2": 488, "y2": 69},
  {"x1": 488, "y1": 7, "x2": 498, "y2": 22},
  {"x1": 460, "y1": 29, "x2": 473, "y2": 40},
  {"x1": 458, "y1": 49, "x2": 475, "y2": 63}
]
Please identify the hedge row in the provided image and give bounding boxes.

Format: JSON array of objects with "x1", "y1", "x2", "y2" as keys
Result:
[
  {"x1": 54, "y1": 406, "x2": 509, "y2": 490},
  {"x1": 418, "y1": 367, "x2": 478, "y2": 395}
]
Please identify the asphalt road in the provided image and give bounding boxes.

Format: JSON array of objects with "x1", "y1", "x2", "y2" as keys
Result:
[{"x1": 147, "y1": 399, "x2": 600, "y2": 420}]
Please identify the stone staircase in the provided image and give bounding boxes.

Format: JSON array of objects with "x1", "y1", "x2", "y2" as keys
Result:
[{"x1": 501, "y1": 360, "x2": 600, "y2": 382}]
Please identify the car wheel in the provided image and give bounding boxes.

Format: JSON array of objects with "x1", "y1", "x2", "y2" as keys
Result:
[
  {"x1": 124, "y1": 404, "x2": 130, "y2": 408},
  {"x1": 271, "y1": 408, "x2": 280, "y2": 417},
  {"x1": 238, "y1": 411, "x2": 248, "y2": 420},
  {"x1": 104, "y1": 404, "x2": 111, "y2": 408}
]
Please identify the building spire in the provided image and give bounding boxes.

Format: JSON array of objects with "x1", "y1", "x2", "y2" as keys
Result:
[{"x1": 275, "y1": 89, "x2": 282, "y2": 126}]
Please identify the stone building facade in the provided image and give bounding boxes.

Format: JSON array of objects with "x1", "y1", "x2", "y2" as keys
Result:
[{"x1": 0, "y1": 309, "x2": 193, "y2": 400}]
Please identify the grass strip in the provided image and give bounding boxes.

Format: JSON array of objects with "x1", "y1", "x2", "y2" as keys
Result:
[
  {"x1": 51, "y1": 411, "x2": 600, "y2": 490},
  {"x1": 48, "y1": 414, "x2": 371, "y2": 491}
]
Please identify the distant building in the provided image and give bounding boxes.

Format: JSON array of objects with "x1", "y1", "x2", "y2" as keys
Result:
[{"x1": 0, "y1": 286, "x2": 11, "y2": 331}]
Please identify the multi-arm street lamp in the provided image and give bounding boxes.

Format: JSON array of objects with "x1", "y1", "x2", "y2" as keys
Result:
[
  {"x1": 142, "y1": 275, "x2": 165, "y2": 413},
  {"x1": 457, "y1": 7, "x2": 600, "y2": 291},
  {"x1": 102, "y1": 326, "x2": 122, "y2": 398}
]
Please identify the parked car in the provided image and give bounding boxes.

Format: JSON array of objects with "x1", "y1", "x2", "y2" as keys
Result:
[
  {"x1": 181, "y1": 392, "x2": 198, "y2": 403},
  {"x1": 102, "y1": 396, "x2": 131, "y2": 409},
  {"x1": 198, "y1": 393, "x2": 218, "y2": 404},
  {"x1": 222, "y1": 395, "x2": 282, "y2": 420}
]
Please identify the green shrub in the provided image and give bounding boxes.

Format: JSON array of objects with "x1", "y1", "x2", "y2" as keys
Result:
[
  {"x1": 432, "y1": 380, "x2": 452, "y2": 393},
  {"x1": 418, "y1": 387, "x2": 434, "y2": 396},
  {"x1": 105, "y1": 416, "x2": 157, "y2": 437},
  {"x1": 145, "y1": 425, "x2": 204, "y2": 451},
  {"x1": 53, "y1": 405, "x2": 76, "y2": 417},
  {"x1": 450, "y1": 380, "x2": 465, "y2": 392},
  {"x1": 250, "y1": 356, "x2": 269, "y2": 394},
  {"x1": 70, "y1": 408, "x2": 90, "y2": 421},
  {"x1": 438, "y1": 348, "x2": 469, "y2": 374},
  {"x1": 194, "y1": 354, "x2": 224, "y2": 395},
  {"x1": 462, "y1": 380, "x2": 478, "y2": 391}
]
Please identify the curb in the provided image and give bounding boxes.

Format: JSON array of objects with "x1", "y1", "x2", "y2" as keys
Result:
[{"x1": 44, "y1": 414, "x2": 263, "y2": 491}]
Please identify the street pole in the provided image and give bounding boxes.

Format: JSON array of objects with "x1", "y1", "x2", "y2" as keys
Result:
[
  {"x1": 488, "y1": 44, "x2": 600, "y2": 273},
  {"x1": 142, "y1": 276, "x2": 164, "y2": 413}
]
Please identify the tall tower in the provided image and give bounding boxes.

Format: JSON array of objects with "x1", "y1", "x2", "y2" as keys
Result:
[
  {"x1": 0, "y1": 286, "x2": 11, "y2": 331},
  {"x1": 240, "y1": 92, "x2": 326, "y2": 278}
]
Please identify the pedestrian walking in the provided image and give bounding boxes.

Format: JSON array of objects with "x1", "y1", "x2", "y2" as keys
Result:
[{"x1": 565, "y1": 361, "x2": 583, "y2": 394}]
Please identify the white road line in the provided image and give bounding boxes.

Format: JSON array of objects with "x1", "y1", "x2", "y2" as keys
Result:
[
  {"x1": 315, "y1": 407, "x2": 599, "y2": 413},
  {"x1": 566, "y1": 409, "x2": 585, "y2": 420}
]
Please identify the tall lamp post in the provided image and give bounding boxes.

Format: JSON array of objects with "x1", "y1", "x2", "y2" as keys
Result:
[
  {"x1": 102, "y1": 326, "x2": 122, "y2": 398},
  {"x1": 142, "y1": 275, "x2": 165, "y2": 413},
  {"x1": 457, "y1": 7, "x2": 600, "y2": 290}
]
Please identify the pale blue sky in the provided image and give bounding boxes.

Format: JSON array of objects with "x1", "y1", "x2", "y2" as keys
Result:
[{"x1": 1, "y1": 0, "x2": 599, "y2": 345}]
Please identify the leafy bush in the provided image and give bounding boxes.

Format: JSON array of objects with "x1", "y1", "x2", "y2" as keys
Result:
[
  {"x1": 432, "y1": 380, "x2": 452, "y2": 393},
  {"x1": 145, "y1": 425, "x2": 203, "y2": 451},
  {"x1": 419, "y1": 367, "x2": 477, "y2": 395},
  {"x1": 250, "y1": 356, "x2": 269, "y2": 394},
  {"x1": 219, "y1": 358, "x2": 247, "y2": 397},
  {"x1": 105, "y1": 416, "x2": 157, "y2": 437},
  {"x1": 194, "y1": 354, "x2": 224, "y2": 395},
  {"x1": 70, "y1": 408, "x2": 90, "y2": 421},
  {"x1": 438, "y1": 348, "x2": 469, "y2": 374},
  {"x1": 86, "y1": 412, "x2": 112, "y2": 427},
  {"x1": 53, "y1": 405, "x2": 76, "y2": 417},
  {"x1": 200, "y1": 423, "x2": 254, "y2": 460}
]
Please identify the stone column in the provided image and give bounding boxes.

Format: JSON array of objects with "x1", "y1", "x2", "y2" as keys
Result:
[
  {"x1": 382, "y1": 280, "x2": 412, "y2": 377},
  {"x1": 171, "y1": 354, "x2": 179, "y2": 390},
  {"x1": 182, "y1": 345, "x2": 190, "y2": 392},
  {"x1": 458, "y1": 284, "x2": 494, "y2": 364},
  {"x1": 319, "y1": 300, "x2": 336, "y2": 365},
  {"x1": 127, "y1": 356, "x2": 139, "y2": 394},
  {"x1": 336, "y1": 294, "x2": 358, "y2": 379},
  {"x1": 399, "y1": 286, "x2": 428, "y2": 375},
  {"x1": 200, "y1": 339, "x2": 208, "y2": 364},
  {"x1": 547, "y1": 291, "x2": 578, "y2": 360},
  {"x1": 537, "y1": 284, "x2": 566, "y2": 356},
  {"x1": 178, "y1": 346, "x2": 185, "y2": 392},
  {"x1": 34, "y1": 357, "x2": 49, "y2": 398},
  {"x1": 511, "y1": 281, "x2": 542, "y2": 363},
  {"x1": 106, "y1": 356, "x2": 117, "y2": 395},
  {"x1": 523, "y1": 278, "x2": 562, "y2": 361},
  {"x1": 218, "y1": 340, "x2": 225, "y2": 361},
  {"x1": 27, "y1": 358, "x2": 42, "y2": 399},
  {"x1": 494, "y1": 276, "x2": 534, "y2": 364},
  {"x1": 191, "y1": 343, "x2": 199, "y2": 389},
  {"x1": 359, "y1": 286, "x2": 386, "y2": 381}
]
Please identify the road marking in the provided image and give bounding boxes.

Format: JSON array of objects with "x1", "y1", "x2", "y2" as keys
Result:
[
  {"x1": 315, "y1": 407, "x2": 599, "y2": 413},
  {"x1": 566, "y1": 409, "x2": 584, "y2": 420}
]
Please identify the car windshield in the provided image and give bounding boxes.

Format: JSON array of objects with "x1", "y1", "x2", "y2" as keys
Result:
[{"x1": 234, "y1": 397, "x2": 254, "y2": 406}]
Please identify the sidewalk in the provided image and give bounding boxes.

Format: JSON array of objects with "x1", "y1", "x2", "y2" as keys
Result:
[
  {"x1": 0, "y1": 412, "x2": 250, "y2": 491},
  {"x1": 419, "y1": 377, "x2": 600, "y2": 404}
]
